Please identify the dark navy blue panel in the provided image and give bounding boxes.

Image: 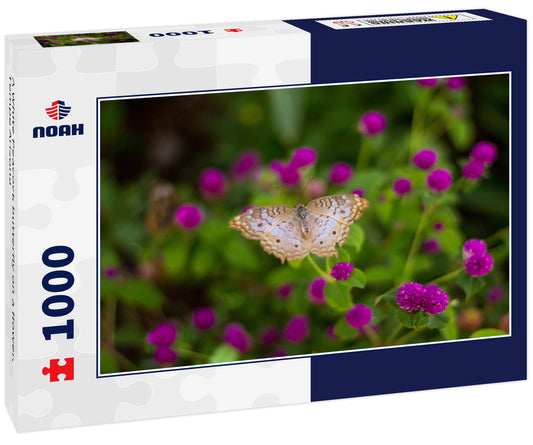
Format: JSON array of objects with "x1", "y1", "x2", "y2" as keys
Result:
[
  {"x1": 286, "y1": 9, "x2": 526, "y2": 84},
  {"x1": 285, "y1": 10, "x2": 527, "y2": 402}
]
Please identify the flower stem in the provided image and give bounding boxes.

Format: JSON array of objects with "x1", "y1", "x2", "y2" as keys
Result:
[
  {"x1": 429, "y1": 267, "x2": 463, "y2": 285},
  {"x1": 402, "y1": 204, "x2": 431, "y2": 282},
  {"x1": 356, "y1": 138, "x2": 372, "y2": 171},
  {"x1": 307, "y1": 255, "x2": 333, "y2": 281}
]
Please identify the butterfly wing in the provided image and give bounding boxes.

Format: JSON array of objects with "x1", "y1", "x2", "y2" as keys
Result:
[
  {"x1": 306, "y1": 194, "x2": 369, "y2": 256},
  {"x1": 229, "y1": 205, "x2": 310, "y2": 263}
]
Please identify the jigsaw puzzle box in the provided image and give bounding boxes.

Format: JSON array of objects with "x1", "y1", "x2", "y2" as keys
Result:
[{"x1": 4, "y1": 9, "x2": 526, "y2": 431}]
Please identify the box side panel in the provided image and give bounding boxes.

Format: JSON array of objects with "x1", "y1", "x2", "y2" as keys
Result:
[{"x1": 4, "y1": 37, "x2": 18, "y2": 430}]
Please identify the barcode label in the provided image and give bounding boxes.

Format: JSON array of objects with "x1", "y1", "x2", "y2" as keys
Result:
[{"x1": 317, "y1": 12, "x2": 490, "y2": 30}]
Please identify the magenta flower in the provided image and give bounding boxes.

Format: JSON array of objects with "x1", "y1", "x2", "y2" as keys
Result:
[
  {"x1": 463, "y1": 239, "x2": 487, "y2": 260},
  {"x1": 277, "y1": 283, "x2": 293, "y2": 299},
  {"x1": 231, "y1": 150, "x2": 261, "y2": 181},
  {"x1": 462, "y1": 160, "x2": 485, "y2": 180},
  {"x1": 433, "y1": 221, "x2": 444, "y2": 231},
  {"x1": 260, "y1": 327, "x2": 279, "y2": 347},
  {"x1": 464, "y1": 253, "x2": 493, "y2": 277},
  {"x1": 330, "y1": 262, "x2": 355, "y2": 281},
  {"x1": 421, "y1": 284, "x2": 449, "y2": 315},
  {"x1": 104, "y1": 266, "x2": 118, "y2": 279},
  {"x1": 240, "y1": 205, "x2": 255, "y2": 214},
  {"x1": 352, "y1": 188, "x2": 365, "y2": 198},
  {"x1": 327, "y1": 324, "x2": 337, "y2": 339},
  {"x1": 470, "y1": 141, "x2": 498, "y2": 165},
  {"x1": 269, "y1": 348, "x2": 288, "y2": 358},
  {"x1": 154, "y1": 346, "x2": 178, "y2": 365},
  {"x1": 289, "y1": 147, "x2": 317, "y2": 168},
  {"x1": 393, "y1": 178, "x2": 412, "y2": 195},
  {"x1": 487, "y1": 286, "x2": 505, "y2": 303},
  {"x1": 422, "y1": 238, "x2": 441, "y2": 254},
  {"x1": 308, "y1": 277, "x2": 327, "y2": 304},
  {"x1": 346, "y1": 304, "x2": 372, "y2": 328},
  {"x1": 192, "y1": 307, "x2": 217, "y2": 331},
  {"x1": 396, "y1": 282, "x2": 425, "y2": 312},
  {"x1": 416, "y1": 78, "x2": 438, "y2": 88},
  {"x1": 224, "y1": 323, "x2": 252, "y2": 353},
  {"x1": 284, "y1": 315, "x2": 309, "y2": 343},
  {"x1": 199, "y1": 167, "x2": 228, "y2": 200},
  {"x1": 271, "y1": 162, "x2": 301, "y2": 188},
  {"x1": 413, "y1": 149, "x2": 437, "y2": 170},
  {"x1": 446, "y1": 77, "x2": 467, "y2": 90},
  {"x1": 358, "y1": 111, "x2": 387, "y2": 136},
  {"x1": 329, "y1": 162, "x2": 353, "y2": 185},
  {"x1": 175, "y1": 204, "x2": 204, "y2": 230},
  {"x1": 147, "y1": 323, "x2": 177, "y2": 347},
  {"x1": 426, "y1": 169, "x2": 452, "y2": 192}
]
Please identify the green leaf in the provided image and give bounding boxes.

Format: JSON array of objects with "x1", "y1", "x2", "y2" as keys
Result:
[
  {"x1": 334, "y1": 316, "x2": 359, "y2": 341},
  {"x1": 163, "y1": 243, "x2": 189, "y2": 276},
  {"x1": 337, "y1": 248, "x2": 351, "y2": 263},
  {"x1": 339, "y1": 268, "x2": 366, "y2": 289},
  {"x1": 209, "y1": 344, "x2": 240, "y2": 364},
  {"x1": 324, "y1": 282, "x2": 352, "y2": 311},
  {"x1": 426, "y1": 312, "x2": 450, "y2": 330},
  {"x1": 457, "y1": 272, "x2": 485, "y2": 300},
  {"x1": 470, "y1": 328, "x2": 507, "y2": 339},
  {"x1": 440, "y1": 307, "x2": 458, "y2": 340},
  {"x1": 100, "y1": 350, "x2": 120, "y2": 374},
  {"x1": 345, "y1": 225, "x2": 364, "y2": 251},
  {"x1": 396, "y1": 309, "x2": 428, "y2": 329},
  {"x1": 116, "y1": 279, "x2": 165, "y2": 310},
  {"x1": 287, "y1": 258, "x2": 303, "y2": 269},
  {"x1": 191, "y1": 245, "x2": 215, "y2": 279},
  {"x1": 382, "y1": 287, "x2": 400, "y2": 304}
]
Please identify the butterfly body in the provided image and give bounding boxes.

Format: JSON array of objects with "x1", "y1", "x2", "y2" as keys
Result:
[{"x1": 229, "y1": 194, "x2": 369, "y2": 263}]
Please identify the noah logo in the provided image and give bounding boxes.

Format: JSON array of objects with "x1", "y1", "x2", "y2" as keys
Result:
[
  {"x1": 46, "y1": 100, "x2": 71, "y2": 120},
  {"x1": 33, "y1": 100, "x2": 84, "y2": 138}
]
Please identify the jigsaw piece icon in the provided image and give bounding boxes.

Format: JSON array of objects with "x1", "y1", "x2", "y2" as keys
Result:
[{"x1": 42, "y1": 358, "x2": 74, "y2": 382}]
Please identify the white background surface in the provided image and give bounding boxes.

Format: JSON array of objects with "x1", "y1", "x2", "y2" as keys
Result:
[{"x1": 2, "y1": 0, "x2": 531, "y2": 443}]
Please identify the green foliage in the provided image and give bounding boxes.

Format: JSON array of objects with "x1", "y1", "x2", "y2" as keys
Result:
[{"x1": 98, "y1": 74, "x2": 510, "y2": 374}]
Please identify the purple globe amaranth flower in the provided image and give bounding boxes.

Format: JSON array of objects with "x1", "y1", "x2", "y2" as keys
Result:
[
  {"x1": 396, "y1": 282, "x2": 425, "y2": 312},
  {"x1": 393, "y1": 178, "x2": 412, "y2": 195},
  {"x1": 470, "y1": 141, "x2": 498, "y2": 165},
  {"x1": 457, "y1": 307, "x2": 483, "y2": 331},
  {"x1": 446, "y1": 77, "x2": 467, "y2": 90},
  {"x1": 224, "y1": 323, "x2": 252, "y2": 353},
  {"x1": 422, "y1": 238, "x2": 441, "y2": 254},
  {"x1": 421, "y1": 284, "x2": 449, "y2": 315},
  {"x1": 147, "y1": 323, "x2": 177, "y2": 348},
  {"x1": 175, "y1": 204, "x2": 204, "y2": 230},
  {"x1": 433, "y1": 221, "x2": 444, "y2": 231},
  {"x1": 199, "y1": 167, "x2": 228, "y2": 200},
  {"x1": 346, "y1": 304, "x2": 372, "y2": 328},
  {"x1": 426, "y1": 169, "x2": 452, "y2": 192},
  {"x1": 270, "y1": 163, "x2": 301, "y2": 187},
  {"x1": 192, "y1": 307, "x2": 217, "y2": 331},
  {"x1": 277, "y1": 283, "x2": 293, "y2": 299},
  {"x1": 329, "y1": 162, "x2": 353, "y2": 185},
  {"x1": 464, "y1": 253, "x2": 494, "y2": 277},
  {"x1": 104, "y1": 266, "x2": 118, "y2": 279},
  {"x1": 260, "y1": 327, "x2": 279, "y2": 347},
  {"x1": 416, "y1": 78, "x2": 438, "y2": 88},
  {"x1": 308, "y1": 277, "x2": 327, "y2": 304},
  {"x1": 331, "y1": 262, "x2": 355, "y2": 281},
  {"x1": 269, "y1": 348, "x2": 288, "y2": 358},
  {"x1": 231, "y1": 150, "x2": 261, "y2": 181},
  {"x1": 463, "y1": 239, "x2": 487, "y2": 260},
  {"x1": 327, "y1": 324, "x2": 338, "y2": 339},
  {"x1": 462, "y1": 160, "x2": 485, "y2": 180},
  {"x1": 358, "y1": 111, "x2": 387, "y2": 136},
  {"x1": 284, "y1": 315, "x2": 309, "y2": 343},
  {"x1": 289, "y1": 147, "x2": 317, "y2": 168},
  {"x1": 352, "y1": 188, "x2": 365, "y2": 198},
  {"x1": 487, "y1": 286, "x2": 505, "y2": 303},
  {"x1": 154, "y1": 346, "x2": 178, "y2": 365},
  {"x1": 413, "y1": 149, "x2": 437, "y2": 170}
]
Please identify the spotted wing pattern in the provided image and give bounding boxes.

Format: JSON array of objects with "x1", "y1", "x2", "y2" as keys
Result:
[
  {"x1": 229, "y1": 195, "x2": 369, "y2": 263},
  {"x1": 306, "y1": 194, "x2": 369, "y2": 256}
]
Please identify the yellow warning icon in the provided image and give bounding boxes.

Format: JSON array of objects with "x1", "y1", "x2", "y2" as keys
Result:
[{"x1": 432, "y1": 15, "x2": 458, "y2": 20}]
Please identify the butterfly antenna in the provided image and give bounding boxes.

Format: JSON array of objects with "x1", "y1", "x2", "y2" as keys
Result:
[{"x1": 272, "y1": 184, "x2": 299, "y2": 203}]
